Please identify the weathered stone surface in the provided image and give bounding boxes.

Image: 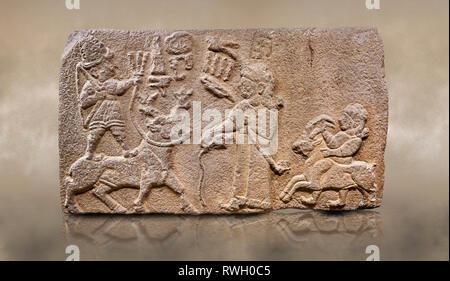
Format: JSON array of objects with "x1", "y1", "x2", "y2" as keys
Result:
[{"x1": 59, "y1": 27, "x2": 388, "y2": 214}]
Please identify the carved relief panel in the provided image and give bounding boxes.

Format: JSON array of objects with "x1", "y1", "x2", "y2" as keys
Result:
[{"x1": 59, "y1": 28, "x2": 388, "y2": 214}]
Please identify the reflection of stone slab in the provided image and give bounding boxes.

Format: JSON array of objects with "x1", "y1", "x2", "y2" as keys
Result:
[
  {"x1": 63, "y1": 211, "x2": 382, "y2": 259},
  {"x1": 59, "y1": 27, "x2": 388, "y2": 214}
]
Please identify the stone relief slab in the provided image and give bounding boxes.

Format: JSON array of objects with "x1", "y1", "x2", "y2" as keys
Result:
[{"x1": 59, "y1": 27, "x2": 388, "y2": 214}]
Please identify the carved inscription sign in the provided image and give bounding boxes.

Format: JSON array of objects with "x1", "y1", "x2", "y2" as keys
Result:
[{"x1": 59, "y1": 28, "x2": 388, "y2": 214}]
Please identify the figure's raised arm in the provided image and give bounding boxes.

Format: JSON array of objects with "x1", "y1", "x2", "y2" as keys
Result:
[{"x1": 114, "y1": 77, "x2": 141, "y2": 96}]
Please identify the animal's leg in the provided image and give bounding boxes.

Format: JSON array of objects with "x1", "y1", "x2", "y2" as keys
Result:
[
  {"x1": 307, "y1": 159, "x2": 333, "y2": 190},
  {"x1": 286, "y1": 159, "x2": 332, "y2": 204},
  {"x1": 92, "y1": 181, "x2": 127, "y2": 213},
  {"x1": 356, "y1": 187, "x2": 375, "y2": 207},
  {"x1": 279, "y1": 174, "x2": 306, "y2": 201},
  {"x1": 349, "y1": 163, "x2": 377, "y2": 207},
  {"x1": 282, "y1": 180, "x2": 312, "y2": 203},
  {"x1": 326, "y1": 189, "x2": 351, "y2": 208},
  {"x1": 64, "y1": 176, "x2": 96, "y2": 212},
  {"x1": 133, "y1": 183, "x2": 152, "y2": 209},
  {"x1": 358, "y1": 188, "x2": 369, "y2": 207},
  {"x1": 132, "y1": 165, "x2": 158, "y2": 212},
  {"x1": 165, "y1": 171, "x2": 199, "y2": 214}
]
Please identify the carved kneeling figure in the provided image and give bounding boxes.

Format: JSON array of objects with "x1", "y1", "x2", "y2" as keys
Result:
[{"x1": 279, "y1": 104, "x2": 377, "y2": 208}]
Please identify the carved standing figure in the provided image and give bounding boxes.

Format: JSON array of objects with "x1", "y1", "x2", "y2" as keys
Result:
[
  {"x1": 76, "y1": 36, "x2": 140, "y2": 160},
  {"x1": 200, "y1": 62, "x2": 290, "y2": 211}
]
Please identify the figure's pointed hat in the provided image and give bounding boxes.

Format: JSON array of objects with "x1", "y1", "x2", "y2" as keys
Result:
[{"x1": 79, "y1": 35, "x2": 114, "y2": 69}]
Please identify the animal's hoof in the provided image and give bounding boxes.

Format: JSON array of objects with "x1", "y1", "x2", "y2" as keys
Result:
[
  {"x1": 134, "y1": 205, "x2": 146, "y2": 213},
  {"x1": 300, "y1": 196, "x2": 316, "y2": 205},
  {"x1": 278, "y1": 191, "x2": 287, "y2": 200},
  {"x1": 66, "y1": 203, "x2": 80, "y2": 214},
  {"x1": 281, "y1": 194, "x2": 292, "y2": 203},
  {"x1": 183, "y1": 204, "x2": 200, "y2": 214},
  {"x1": 326, "y1": 199, "x2": 344, "y2": 208},
  {"x1": 358, "y1": 200, "x2": 367, "y2": 208},
  {"x1": 114, "y1": 205, "x2": 128, "y2": 213}
]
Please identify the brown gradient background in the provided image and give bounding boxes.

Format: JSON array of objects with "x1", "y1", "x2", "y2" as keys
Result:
[{"x1": 0, "y1": 0, "x2": 448, "y2": 260}]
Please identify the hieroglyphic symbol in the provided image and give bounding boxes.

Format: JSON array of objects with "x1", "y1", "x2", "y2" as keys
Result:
[
  {"x1": 169, "y1": 53, "x2": 193, "y2": 81},
  {"x1": 250, "y1": 31, "x2": 273, "y2": 59},
  {"x1": 165, "y1": 32, "x2": 193, "y2": 54},
  {"x1": 278, "y1": 103, "x2": 377, "y2": 208},
  {"x1": 127, "y1": 50, "x2": 150, "y2": 77},
  {"x1": 146, "y1": 35, "x2": 172, "y2": 93},
  {"x1": 144, "y1": 32, "x2": 195, "y2": 92},
  {"x1": 165, "y1": 32, "x2": 194, "y2": 81},
  {"x1": 200, "y1": 37, "x2": 240, "y2": 102},
  {"x1": 202, "y1": 48, "x2": 235, "y2": 81},
  {"x1": 149, "y1": 36, "x2": 166, "y2": 75}
]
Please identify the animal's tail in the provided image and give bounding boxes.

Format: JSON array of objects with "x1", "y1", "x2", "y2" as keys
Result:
[
  {"x1": 63, "y1": 176, "x2": 74, "y2": 208},
  {"x1": 198, "y1": 148, "x2": 208, "y2": 208}
]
